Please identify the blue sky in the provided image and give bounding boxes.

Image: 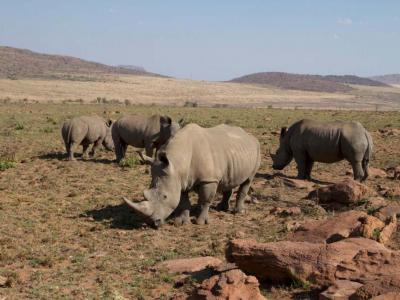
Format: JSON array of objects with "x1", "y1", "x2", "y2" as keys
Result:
[{"x1": 0, "y1": 1, "x2": 399, "y2": 80}]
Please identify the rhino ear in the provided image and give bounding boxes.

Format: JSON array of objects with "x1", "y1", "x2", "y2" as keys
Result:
[
  {"x1": 106, "y1": 119, "x2": 113, "y2": 127},
  {"x1": 160, "y1": 116, "x2": 172, "y2": 126},
  {"x1": 158, "y1": 152, "x2": 169, "y2": 166},
  {"x1": 280, "y1": 127, "x2": 287, "y2": 138}
]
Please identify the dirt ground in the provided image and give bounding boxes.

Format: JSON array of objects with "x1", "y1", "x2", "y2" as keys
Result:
[{"x1": 0, "y1": 103, "x2": 399, "y2": 299}]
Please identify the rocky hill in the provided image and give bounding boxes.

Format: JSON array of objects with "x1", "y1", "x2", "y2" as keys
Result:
[{"x1": 0, "y1": 46, "x2": 161, "y2": 79}]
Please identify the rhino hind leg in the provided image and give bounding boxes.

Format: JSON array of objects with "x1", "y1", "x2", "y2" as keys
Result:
[
  {"x1": 234, "y1": 179, "x2": 251, "y2": 214},
  {"x1": 174, "y1": 192, "x2": 191, "y2": 226},
  {"x1": 305, "y1": 160, "x2": 314, "y2": 180},
  {"x1": 68, "y1": 142, "x2": 76, "y2": 161},
  {"x1": 89, "y1": 138, "x2": 102, "y2": 158},
  {"x1": 196, "y1": 182, "x2": 218, "y2": 225},
  {"x1": 82, "y1": 143, "x2": 90, "y2": 159},
  {"x1": 216, "y1": 190, "x2": 232, "y2": 212}
]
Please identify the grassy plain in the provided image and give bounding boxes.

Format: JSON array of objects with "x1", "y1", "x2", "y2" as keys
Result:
[{"x1": 0, "y1": 103, "x2": 400, "y2": 299}]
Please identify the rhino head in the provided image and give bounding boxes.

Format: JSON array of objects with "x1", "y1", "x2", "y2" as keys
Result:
[
  {"x1": 103, "y1": 120, "x2": 115, "y2": 151},
  {"x1": 270, "y1": 127, "x2": 293, "y2": 170},
  {"x1": 123, "y1": 151, "x2": 181, "y2": 228},
  {"x1": 152, "y1": 116, "x2": 184, "y2": 150}
]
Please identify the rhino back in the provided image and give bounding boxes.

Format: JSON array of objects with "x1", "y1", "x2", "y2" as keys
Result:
[
  {"x1": 166, "y1": 124, "x2": 260, "y2": 190},
  {"x1": 289, "y1": 119, "x2": 368, "y2": 162},
  {"x1": 114, "y1": 115, "x2": 160, "y2": 147}
]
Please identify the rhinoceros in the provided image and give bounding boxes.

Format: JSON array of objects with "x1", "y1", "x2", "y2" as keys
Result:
[
  {"x1": 111, "y1": 114, "x2": 182, "y2": 162},
  {"x1": 122, "y1": 123, "x2": 261, "y2": 227},
  {"x1": 270, "y1": 119, "x2": 373, "y2": 181},
  {"x1": 61, "y1": 116, "x2": 114, "y2": 160}
]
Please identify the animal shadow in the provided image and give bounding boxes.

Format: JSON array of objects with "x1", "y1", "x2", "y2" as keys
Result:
[
  {"x1": 255, "y1": 172, "x2": 332, "y2": 185},
  {"x1": 82, "y1": 203, "x2": 148, "y2": 230},
  {"x1": 37, "y1": 151, "x2": 68, "y2": 161}
]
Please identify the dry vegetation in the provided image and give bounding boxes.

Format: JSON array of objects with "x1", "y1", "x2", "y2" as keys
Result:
[
  {"x1": 0, "y1": 103, "x2": 399, "y2": 299},
  {"x1": 1, "y1": 74, "x2": 400, "y2": 110}
]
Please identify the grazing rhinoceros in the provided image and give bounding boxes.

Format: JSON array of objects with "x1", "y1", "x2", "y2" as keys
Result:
[
  {"x1": 122, "y1": 123, "x2": 261, "y2": 227},
  {"x1": 111, "y1": 114, "x2": 183, "y2": 162},
  {"x1": 61, "y1": 116, "x2": 114, "y2": 160},
  {"x1": 270, "y1": 119, "x2": 373, "y2": 181}
]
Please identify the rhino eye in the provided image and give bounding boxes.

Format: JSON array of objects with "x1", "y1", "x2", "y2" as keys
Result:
[{"x1": 163, "y1": 195, "x2": 167, "y2": 199}]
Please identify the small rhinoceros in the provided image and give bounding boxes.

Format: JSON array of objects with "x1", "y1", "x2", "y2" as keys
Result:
[
  {"x1": 111, "y1": 114, "x2": 183, "y2": 162},
  {"x1": 122, "y1": 123, "x2": 261, "y2": 227},
  {"x1": 270, "y1": 119, "x2": 373, "y2": 181},
  {"x1": 61, "y1": 116, "x2": 114, "y2": 160}
]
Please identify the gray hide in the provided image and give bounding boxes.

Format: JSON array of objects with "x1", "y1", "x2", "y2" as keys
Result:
[
  {"x1": 123, "y1": 123, "x2": 261, "y2": 227},
  {"x1": 111, "y1": 114, "x2": 182, "y2": 162},
  {"x1": 61, "y1": 116, "x2": 114, "y2": 160},
  {"x1": 270, "y1": 119, "x2": 373, "y2": 181}
]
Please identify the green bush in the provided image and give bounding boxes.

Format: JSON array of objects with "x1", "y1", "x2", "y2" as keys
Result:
[
  {"x1": 15, "y1": 122, "x2": 24, "y2": 130},
  {"x1": 118, "y1": 157, "x2": 140, "y2": 168},
  {"x1": 0, "y1": 159, "x2": 15, "y2": 171}
]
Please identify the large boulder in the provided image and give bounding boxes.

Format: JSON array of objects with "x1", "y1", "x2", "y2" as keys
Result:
[
  {"x1": 307, "y1": 179, "x2": 374, "y2": 208},
  {"x1": 194, "y1": 269, "x2": 266, "y2": 300},
  {"x1": 226, "y1": 238, "x2": 388, "y2": 287}
]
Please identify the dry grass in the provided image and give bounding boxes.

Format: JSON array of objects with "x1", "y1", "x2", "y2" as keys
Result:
[
  {"x1": 0, "y1": 103, "x2": 399, "y2": 299},
  {"x1": 1, "y1": 75, "x2": 400, "y2": 110}
]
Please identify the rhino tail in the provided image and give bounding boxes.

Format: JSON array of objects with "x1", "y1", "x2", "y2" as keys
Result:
[{"x1": 362, "y1": 131, "x2": 373, "y2": 181}]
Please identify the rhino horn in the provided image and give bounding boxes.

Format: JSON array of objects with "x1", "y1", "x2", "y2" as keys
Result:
[
  {"x1": 137, "y1": 151, "x2": 154, "y2": 165},
  {"x1": 122, "y1": 197, "x2": 154, "y2": 217}
]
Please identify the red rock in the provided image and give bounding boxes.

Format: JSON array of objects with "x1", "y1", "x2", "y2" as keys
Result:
[
  {"x1": 280, "y1": 177, "x2": 315, "y2": 190},
  {"x1": 374, "y1": 201, "x2": 400, "y2": 221},
  {"x1": 319, "y1": 280, "x2": 363, "y2": 300},
  {"x1": 226, "y1": 238, "x2": 389, "y2": 287},
  {"x1": 195, "y1": 269, "x2": 266, "y2": 300},
  {"x1": 371, "y1": 292, "x2": 400, "y2": 300},
  {"x1": 0, "y1": 275, "x2": 9, "y2": 287},
  {"x1": 270, "y1": 206, "x2": 302, "y2": 217},
  {"x1": 378, "y1": 215, "x2": 397, "y2": 245},
  {"x1": 307, "y1": 179, "x2": 374, "y2": 207},
  {"x1": 366, "y1": 197, "x2": 388, "y2": 212},
  {"x1": 378, "y1": 186, "x2": 400, "y2": 198},
  {"x1": 288, "y1": 211, "x2": 385, "y2": 244},
  {"x1": 393, "y1": 166, "x2": 400, "y2": 180},
  {"x1": 156, "y1": 256, "x2": 222, "y2": 274},
  {"x1": 346, "y1": 167, "x2": 387, "y2": 178}
]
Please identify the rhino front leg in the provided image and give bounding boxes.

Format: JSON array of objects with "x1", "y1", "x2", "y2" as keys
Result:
[
  {"x1": 234, "y1": 179, "x2": 251, "y2": 214},
  {"x1": 174, "y1": 192, "x2": 191, "y2": 226},
  {"x1": 305, "y1": 159, "x2": 314, "y2": 180},
  {"x1": 144, "y1": 142, "x2": 154, "y2": 158},
  {"x1": 196, "y1": 182, "x2": 217, "y2": 225},
  {"x1": 294, "y1": 154, "x2": 308, "y2": 180},
  {"x1": 351, "y1": 161, "x2": 365, "y2": 182},
  {"x1": 216, "y1": 190, "x2": 232, "y2": 211}
]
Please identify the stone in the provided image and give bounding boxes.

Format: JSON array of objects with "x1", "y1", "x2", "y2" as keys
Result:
[
  {"x1": 280, "y1": 177, "x2": 315, "y2": 190},
  {"x1": 378, "y1": 215, "x2": 397, "y2": 245},
  {"x1": 378, "y1": 186, "x2": 400, "y2": 198},
  {"x1": 371, "y1": 292, "x2": 400, "y2": 300},
  {"x1": 194, "y1": 268, "x2": 266, "y2": 300},
  {"x1": 226, "y1": 238, "x2": 389, "y2": 287},
  {"x1": 270, "y1": 206, "x2": 302, "y2": 217},
  {"x1": 346, "y1": 167, "x2": 387, "y2": 178},
  {"x1": 288, "y1": 211, "x2": 385, "y2": 244},
  {"x1": 366, "y1": 197, "x2": 388, "y2": 212},
  {"x1": 319, "y1": 280, "x2": 363, "y2": 300},
  {"x1": 307, "y1": 179, "x2": 374, "y2": 208},
  {"x1": 374, "y1": 201, "x2": 400, "y2": 221},
  {"x1": 156, "y1": 256, "x2": 222, "y2": 274}
]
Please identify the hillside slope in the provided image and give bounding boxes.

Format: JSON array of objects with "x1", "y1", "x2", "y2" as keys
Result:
[
  {"x1": 230, "y1": 72, "x2": 353, "y2": 93},
  {"x1": 370, "y1": 74, "x2": 400, "y2": 85},
  {"x1": 230, "y1": 72, "x2": 389, "y2": 93},
  {"x1": 0, "y1": 46, "x2": 161, "y2": 79}
]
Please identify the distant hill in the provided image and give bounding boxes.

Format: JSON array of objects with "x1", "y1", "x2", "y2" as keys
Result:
[
  {"x1": 230, "y1": 72, "x2": 389, "y2": 93},
  {"x1": 369, "y1": 74, "x2": 400, "y2": 85},
  {"x1": 230, "y1": 72, "x2": 353, "y2": 93},
  {"x1": 324, "y1": 75, "x2": 388, "y2": 87},
  {"x1": 117, "y1": 65, "x2": 146, "y2": 72},
  {"x1": 0, "y1": 46, "x2": 162, "y2": 79}
]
